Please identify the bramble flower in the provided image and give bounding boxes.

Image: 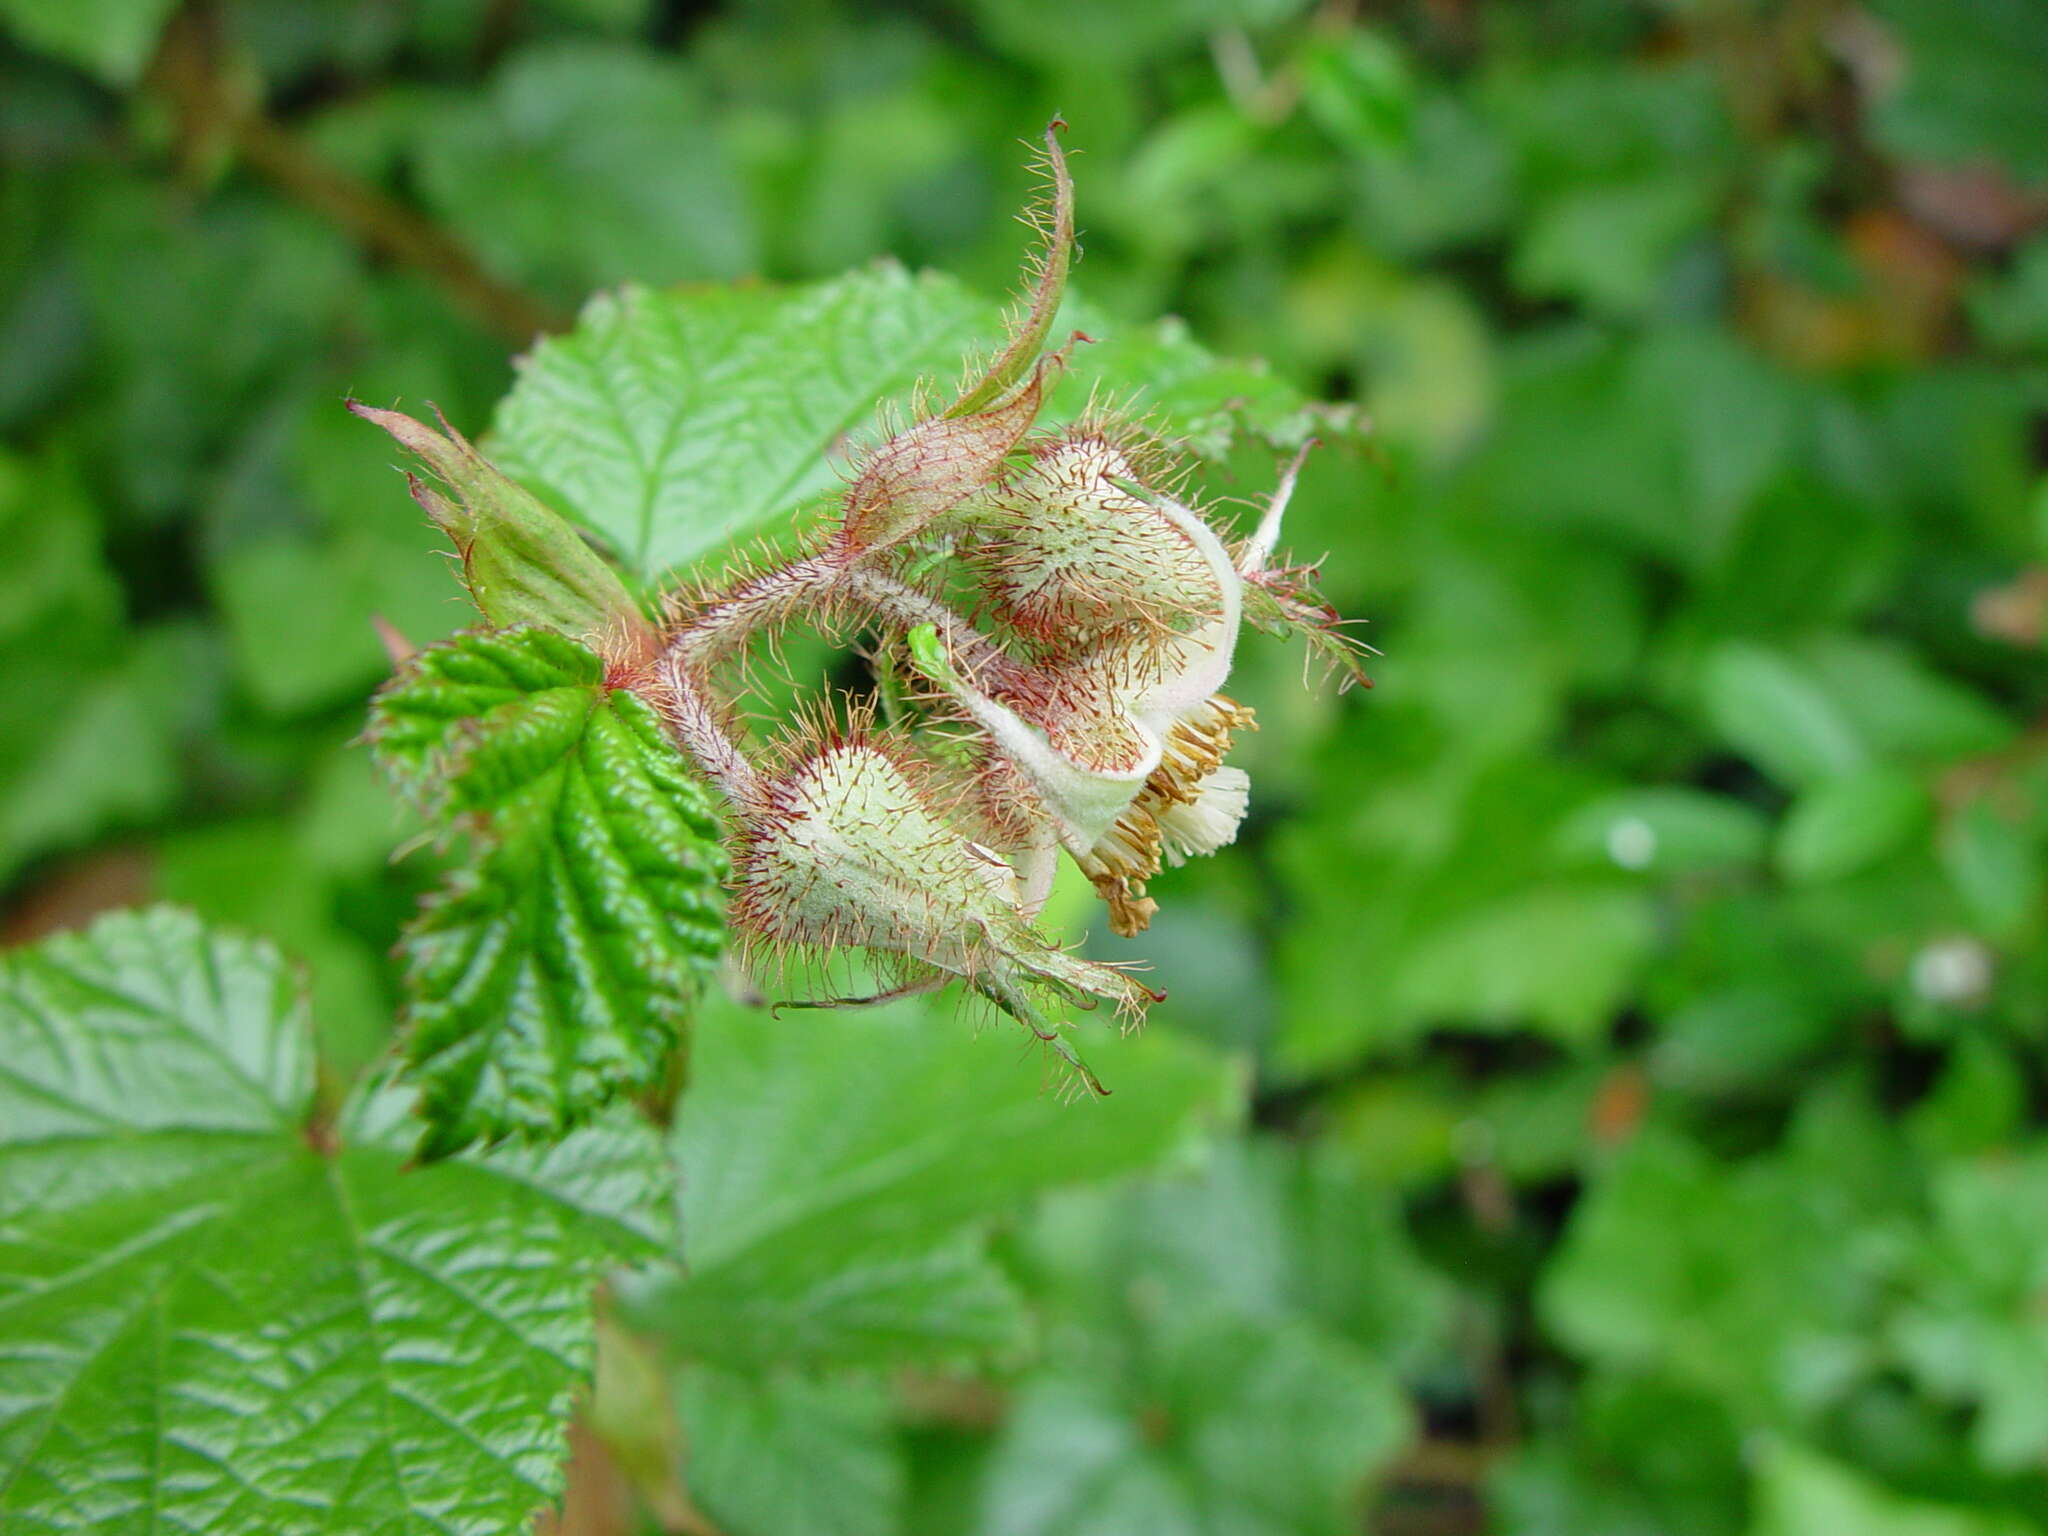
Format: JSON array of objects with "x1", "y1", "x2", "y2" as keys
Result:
[
  {"x1": 615, "y1": 122, "x2": 1363, "y2": 1086},
  {"x1": 911, "y1": 459, "x2": 1294, "y2": 935}
]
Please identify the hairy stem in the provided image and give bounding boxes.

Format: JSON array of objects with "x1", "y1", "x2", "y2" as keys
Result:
[
  {"x1": 665, "y1": 548, "x2": 1029, "y2": 694},
  {"x1": 649, "y1": 656, "x2": 762, "y2": 807}
]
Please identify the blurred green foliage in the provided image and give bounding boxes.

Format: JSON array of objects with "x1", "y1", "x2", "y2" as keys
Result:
[{"x1": 4, "y1": 0, "x2": 2048, "y2": 1533}]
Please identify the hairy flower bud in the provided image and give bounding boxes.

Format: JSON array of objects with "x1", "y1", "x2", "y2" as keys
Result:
[
  {"x1": 960, "y1": 433, "x2": 1221, "y2": 648},
  {"x1": 729, "y1": 734, "x2": 1158, "y2": 1089}
]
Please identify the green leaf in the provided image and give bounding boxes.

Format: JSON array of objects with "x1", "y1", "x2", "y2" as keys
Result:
[
  {"x1": 1392, "y1": 885, "x2": 1655, "y2": 1046},
  {"x1": 975, "y1": 1140, "x2": 1429, "y2": 1535},
  {"x1": 0, "y1": 906, "x2": 673, "y2": 1536},
  {"x1": 1750, "y1": 1441, "x2": 2040, "y2": 1536},
  {"x1": 1776, "y1": 767, "x2": 1930, "y2": 884},
  {"x1": 413, "y1": 41, "x2": 754, "y2": 303},
  {"x1": 629, "y1": 988, "x2": 1235, "y2": 1370},
  {"x1": 369, "y1": 627, "x2": 727, "y2": 1158},
  {"x1": 1514, "y1": 178, "x2": 1713, "y2": 316},
  {"x1": 676, "y1": 1368, "x2": 903, "y2": 1536},
  {"x1": 1556, "y1": 787, "x2": 1773, "y2": 876},
  {"x1": 976, "y1": 1315, "x2": 1408, "y2": 1536},
  {"x1": 1893, "y1": 1152, "x2": 2048, "y2": 1471},
  {"x1": 487, "y1": 265, "x2": 1343, "y2": 585},
  {"x1": 0, "y1": 0, "x2": 177, "y2": 83},
  {"x1": 1940, "y1": 800, "x2": 2042, "y2": 936},
  {"x1": 1491, "y1": 1375, "x2": 1747, "y2": 1536},
  {"x1": 1867, "y1": 0, "x2": 2048, "y2": 183},
  {"x1": 490, "y1": 265, "x2": 993, "y2": 582},
  {"x1": 1702, "y1": 642, "x2": 1870, "y2": 788},
  {"x1": 1542, "y1": 1120, "x2": 1903, "y2": 1423},
  {"x1": 0, "y1": 623, "x2": 196, "y2": 887}
]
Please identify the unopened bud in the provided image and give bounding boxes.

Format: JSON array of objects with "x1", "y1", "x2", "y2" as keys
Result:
[
  {"x1": 730, "y1": 737, "x2": 1157, "y2": 1089},
  {"x1": 962, "y1": 434, "x2": 1222, "y2": 649}
]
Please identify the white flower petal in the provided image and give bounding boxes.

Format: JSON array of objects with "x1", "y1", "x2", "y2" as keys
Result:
[{"x1": 1157, "y1": 765, "x2": 1250, "y2": 866}]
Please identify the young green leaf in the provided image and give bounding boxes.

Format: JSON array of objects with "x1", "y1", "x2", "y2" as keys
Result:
[
  {"x1": 370, "y1": 627, "x2": 727, "y2": 1158},
  {"x1": 0, "y1": 907, "x2": 674, "y2": 1536}
]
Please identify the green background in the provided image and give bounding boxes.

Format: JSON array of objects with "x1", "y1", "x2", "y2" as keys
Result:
[{"x1": 4, "y1": 0, "x2": 2048, "y2": 1532}]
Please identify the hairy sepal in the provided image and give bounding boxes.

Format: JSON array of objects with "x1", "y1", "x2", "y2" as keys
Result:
[
  {"x1": 839, "y1": 361, "x2": 1053, "y2": 552},
  {"x1": 350, "y1": 400, "x2": 653, "y2": 654},
  {"x1": 947, "y1": 120, "x2": 1075, "y2": 420}
]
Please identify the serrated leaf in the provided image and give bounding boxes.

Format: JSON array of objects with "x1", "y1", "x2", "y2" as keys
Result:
[
  {"x1": 490, "y1": 265, "x2": 992, "y2": 582},
  {"x1": 370, "y1": 627, "x2": 727, "y2": 1158},
  {"x1": 627, "y1": 989, "x2": 1235, "y2": 1370},
  {"x1": 0, "y1": 907, "x2": 673, "y2": 1536},
  {"x1": 487, "y1": 265, "x2": 1342, "y2": 585}
]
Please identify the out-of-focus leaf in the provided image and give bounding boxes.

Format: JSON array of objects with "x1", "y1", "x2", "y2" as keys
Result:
[
  {"x1": 630, "y1": 988, "x2": 1235, "y2": 1370},
  {"x1": 1866, "y1": 0, "x2": 2048, "y2": 183},
  {"x1": 1393, "y1": 885, "x2": 1655, "y2": 1046},
  {"x1": 975, "y1": 1316, "x2": 1406, "y2": 1536},
  {"x1": 1750, "y1": 1441, "x2": 2041, "y2": 1536},
  {"x1": 1907, "y1": 1036, "x2": 2025, "y2": 1159},
  {"x1": 0, "y1": 625, "x2": 194, "y2": 886},
  {"x1": 1702, "y1": 641, "x2": 1870, "y2": 787},
  {"x1": 1556, "y1": 786, "x2": 1772, "y2": 876},
  {"x1": 1940, "y1": 799, "x2": 2042, "y2": 936},
  {"x1": 415, "y1": 42, "x2": 755, "y2": 303},
  {"x1": 0, "y1": 907, "x2": 673, "y2": 1536},
  {"x1": 0, "y1": 0, "x2": 176, "y2": 83},
  {"x1": 1543, "y1": 1110, "x2": 1908, "y2": 1423},
  {"x1": 1514, "y1": 178, "x2": 1712, "y2": 315},
  {"x1": 1893, "y1": 1152, "x2": 2048, "y2": 1471},
  {"x1": 677, "y1": 1368, "x2": 902, "y2": 1536},
  {"x1": 369, "y1": 628, "x2": 727, "y2": 1158},
  {"x1": 1491, "y1": 1376, "x2": 1747, "y2": 1536},
  {"x1": 1299, "y1": 29, "x2": 1414, "y2": 154},
  {"x1": 1777, "y1": 767, "x2": 1929, "y2": 884},
  {"x1": 983, "y1": 1140, "x2": 1424, "y2": 1536}
]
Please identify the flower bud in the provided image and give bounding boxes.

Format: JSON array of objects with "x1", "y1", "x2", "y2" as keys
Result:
[
  {"x1": 961, "y1": 433, "x2": 1221, "y2": 649},
  {"x1": 729, "y1": 735, "x2": 1157, "y2": 1089}
]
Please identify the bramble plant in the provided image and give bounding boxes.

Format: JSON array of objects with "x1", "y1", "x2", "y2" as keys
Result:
[
  {"x1": 0, "y1": 126, "x2": 1367, "y2": 1534},
  {"x1": 354, "y1": 124, "x2": 1363, "y2": 1156}
]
